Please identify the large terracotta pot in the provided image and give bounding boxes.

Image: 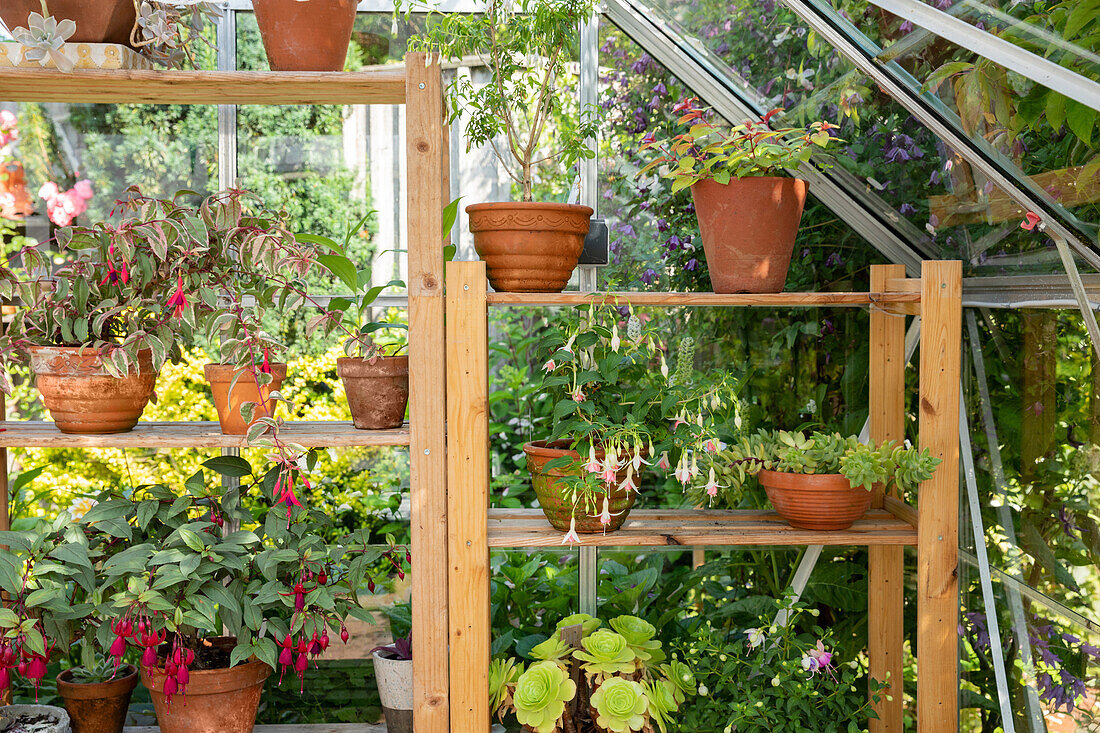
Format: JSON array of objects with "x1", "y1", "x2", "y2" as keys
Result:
[
  {"x1": 371, "y1": 651, "x2": 412, "y2": 733},
  {"x1": 523, "y1": 440, "x2": 637, "y2": 533},
  {"x1": 57, "y1": 665, "x2": 138, "y2": 733},
  {"x1": 467, "y1": 202, "x2": 592, "y2": 293},
  {"x1": 28, "y1": 345, "x2": 157, "y2": 435},
  {"x1": 0, "y1": 162, "x2": 34, "y2": 219},
  {"x1": 338, "y1": 355, "x2": 408, "y2": 430},
  {"x1": 140, "y1": 659, "x2": 271, "y2": 733},
  {"x1": 691, "y1": 176, "x2": 808, "y2": 294},
  {"x1": 0, "y1": 0, "x2": 136, "y2": 45},
  {"x1": 252, "y1": 0, "x2": 357, "y2": 71},
  {"x1": 204, "y1": 363, "x2": 287, "y2": 435},
  {"x1": 757, "y1": 470, "x2": 871, "y2": 531}
]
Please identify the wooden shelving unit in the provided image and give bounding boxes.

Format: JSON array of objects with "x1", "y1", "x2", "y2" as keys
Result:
[
  {"x1": 0, "y1": 57, "x2": 451, "y2": 733},
  {"x1": 446, "y1": 260, "x2": 961, "y2": 733}
]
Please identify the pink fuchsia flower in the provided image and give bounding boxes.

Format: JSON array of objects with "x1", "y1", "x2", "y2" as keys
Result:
[
  {"x1": 746, "y1": 628, "x2": 766, "y2": 649},
  {"x1": 1020, "y1": 211, "x2": 1041, "y2": 231},
  {"x1": 674, "y1": 454, "x2": 692, "y2": 485},
  {"x1": 704, "y1": 467, "x2": 724, "y2": 497},
  {"x1": 167, "y1": 275, "x2": 187, "y2": 318},
  {"x1": 261, "y1": 348, "x2": 271, "y2": 375},
  {"x1": 601, "y1": 455, "x2": 620, "y2": 486},
  {"x1": 543, "y1": 359, "x2": 556, "y2": 372},
  {"x1": 619, "y1": 469, "x2": 637, "y2": 493},
  {"x1": 630, "y1": 447, "x2": 649, "y2": 472},
  {"x1": 599, "y1": 496, "x2": 613, "y2": 526},
  {"x1": 561, "y1": 516, "x2": 580, "y2": 545},
  {"x1": 571, "y1": 387, "x2": 586, "y2": 402},
  {"x1": 802, "y1": 640, "x2": 833, "y2": 672},
  {"x1": 671, "y1": 412, "x2": 687, "y2": 431},
  {"x1": 703, "y1": 438, "x2": 725, "y2": 453},
  {"x1": 583, "y1": 445, "x2": 601, "y2": 474},
  {"x1": 73, "y1": 179, "x2": 93, "y2": 200},
  {"x1": 656, "y1": 451, "x2": 671, "y2": 471}
]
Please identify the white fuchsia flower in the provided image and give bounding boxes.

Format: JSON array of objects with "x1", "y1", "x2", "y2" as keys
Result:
[
  {"x1": 704, "y1": 467, "x2": 725, "y2": 497},
  {"x1": 571, "y1": 387, "x2": 585, "y2": 402},
  {"x1": 674, "y1": 454, "x2": 692, "y2": 485},
  {"x1": 745, "y1": 628, "x2": 766, "y2": 649},
  {"x1": 543, "y1": 359, "x2": 556, "y2": 372},
  {"x1": 610, "y1": 324, "x2": 621, "y2": 352},
  {"x1": 584, "y1": 445, "x2": 601, "y2": 474},
  {"x1": 599, "y1": 496, "x2": 613, "y2": 526},
  {"x1": 656, "y1": 451, "x2": 671, "y2": 471},
  {"x1": 561, "y1": 516, "x2": 581, "y2": 545}
]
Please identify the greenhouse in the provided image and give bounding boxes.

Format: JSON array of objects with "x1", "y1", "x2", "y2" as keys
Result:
[{"x1": 0, "y1": 0, "x2": 1096, "y2": 731}]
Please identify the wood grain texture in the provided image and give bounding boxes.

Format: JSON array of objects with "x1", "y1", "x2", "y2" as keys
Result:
[
  {"x1": 485, "y1": 291, "x2": 919, "y2": 307},
  {"x1": 0, "y1": 421, "x2": 409, "y2": 448},
  {"x1": 446, "y1": 262, "x2": 490, "y2": 733},
  {"x1": 868, "y1": 264, "x2": 906, "y2": 733},
  {"x1": 917, "y1": 260, "x2": 962, "y2": 733},
  {"x1": 487, "y1": 509, "x2": 916, "y2": 547},
  {"x1": 0, "y1": 69, "x2": 406, "y2": 105},
  {"x1": 405, "y1": 53, "x2": 450, "y2": 733},
  {"x1": 884, "y1": 496, "x2": 918, "y2": 528}
]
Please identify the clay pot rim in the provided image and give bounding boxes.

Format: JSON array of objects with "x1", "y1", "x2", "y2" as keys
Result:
[
  {"x1": 56, "y1": 664, "x2": 138, "y2": 699},
  {"x1": 693, "y1": 175, "x2": 809, "y2": 187},
  {"x1": 465, "y1": 201, "x2": 594, "y2": 216},
  {"x1": 203, "y1": 362, "x2": 288, "y2": 380},
  {"x1": 140, "y1": 657, "x2": 272, "y2": 696},
  {"x1": 523, "y1": 439, "x2": 644, "y2": 460}
]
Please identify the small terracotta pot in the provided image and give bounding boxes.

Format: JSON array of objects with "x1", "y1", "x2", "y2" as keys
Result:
[
  {"x1": 691, "y1": 176, "x2": 808, "y2": 293},
  {"x1": 0, "y1": 162, "x2": 34, "y2": 219},
  {"x1": 523, "y1": 440, "x2": 637, "y2": 533},
  {"x1": 140, "y1": 658, "x2": 271, "y2": 733},
  {"x1": 0, "y1": 0, "x2": 137, "y2": 45},
  {"x1": 467, "y1": 202, "x2": 593, "y2": 293},
  {"x1": 758, "y1": 470, "x2": 872, "y2": 531},
  {"x1": 253, "y1": 0, "x2": 357, "y2": 71},
  {"x1": 28, "y1": 345, "x2": 157, "y2": 434},
  {"x1": 204, "y1": 363, "x2": 287, "y2": 435},
  {"x1": 372, "y1": 651, "x2": 412, "y2": 733},
  {"x1": 57, "y1": 665, "x2": 138, "y2": 733},
  {"x1": 338, "y1": 355, "x2": 408, "y2": 430}
]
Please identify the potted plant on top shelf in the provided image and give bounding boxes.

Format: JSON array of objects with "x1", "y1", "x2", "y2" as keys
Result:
[
  {"x1": 528, "y1": 303, "x2": 739, "y2": 539},
  {"x1": 639, "y1": 101, "x2": 840, "y2": 294},
  {"x1": 253, "y1": 0, "x2": 359, "y2": 72},
  {"x1": 403, "y1": 0, "x2": 600, "y2": 293},
  {"x1": 694, "y1": 429, "x2": 941, "y2": 530}
]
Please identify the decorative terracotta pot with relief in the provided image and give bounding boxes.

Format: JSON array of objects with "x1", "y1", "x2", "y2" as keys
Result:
[
  {"x1": 27, "y1": 345, "x2": 158, "y2": 435},
  {"x1": 338, "y1": 355, "x2": 408, "y2": 430},
  {"x1": 691, "y1": 176, "x2": 808, "y2": 294},
  {"x1": 0, "y1": 0, "x2": 137, "y2": 45},
  {"x1": 467, "y1": 202, "x2": 593, "y2": 293},
  {"x1": 524, "y1": 440, "x2": 637, "y2": 533},
  {"x1": 204, "y1": 363, "x2": 287, "y2": 435},
  {"x1": 57, "y1": 665, "x2": 138, "y2": 733},
  {"x1": 141, "y1": 653, "x2": 271, "y2": 733},
  {"x1": 253, "y1": 0, "x2": 358, "y2": 71},
  {"x1": 757, "y1": 469, "x2": 871, "y2": 531}
]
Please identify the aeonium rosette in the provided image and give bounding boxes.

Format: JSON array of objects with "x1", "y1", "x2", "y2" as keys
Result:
[
  {"x1": 0, "y1": 455, "x2": 405, "y2": 704},
  {"x1": 536, "y1": 303, "x2": 741, "y2": 537}
]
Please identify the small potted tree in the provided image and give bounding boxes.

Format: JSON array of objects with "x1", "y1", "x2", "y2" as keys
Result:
[
  {"x1": 697, "y1": 429, "x2": 941, "y2": 530},
  {"x1": 404, "y1": 0, "x2": 600, "y2": 293},
  {"x1": 640, "y1": 101, "x2": 839, "y2": 294}
]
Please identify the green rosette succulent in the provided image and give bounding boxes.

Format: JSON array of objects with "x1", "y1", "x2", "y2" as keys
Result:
[
  {"x1": 643, "y1": 679, "x2": 679, "y2": 733},
  {"x1": 574, "y1": 629, "x2": 636, "y2": 681},
  {"x1": 556, "y1": 612, "x2": 602, "y2": 636},
  {"x1": 513, "y1": 660, "x2": 577, "y2": 733},
  {"x1": 530, "y1": 635, "x2": 571, "y2": 663},
  {"x1": 591, "y1": 677, "x2": 648, "y2": 732},
  {"x1": 661, "y1": 660, "x2": 696, "y2": 704},
  {"x1": 609, "y1": 615, "x2": 665, "y2": 666},
  {"x1": 489, "y1": 657, "x2": 520, "y2": 717}
]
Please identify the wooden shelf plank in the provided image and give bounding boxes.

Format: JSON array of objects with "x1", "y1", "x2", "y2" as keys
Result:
[
  {"x1": 0, "y1": 69, "x2": 406, "y2": 105},
  {"x1": 487, "y1": 508, "x2": 917, "y2": 547},
  {"x1": 485, "y1": 291, "x2": 920, "y2": 307},
  {"x1": 0, "y1": 421, "x2": 409, "y2": 448}
]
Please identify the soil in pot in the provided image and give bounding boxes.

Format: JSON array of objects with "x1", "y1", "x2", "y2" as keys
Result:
[
  {"x1": 0, "y1": 0, "x2": 137, "y2": 45},
  {"x1": 28, "y1": 345, "x2": 157, "y2": 435},
  {"x1": 253, "y1": 0, "x2": 357, "y2": 71},
  {"x1": 371, "y1": 651, "x2": 412, "y2": 733},
  {"x1": 56, "y1": 665, "x2": 138, "y2": 733},
  {"x1": 337, "y1": 355, "x2": 408, "y2": 430},
  {"x1": 691, "y1": 176, "x2": 808, "y2": 294},
  {"x1": 757, "y1": 470, "x2": 872, "y2": 531},
  {"x1": 467, "y1": 202, "x2": 593, "y2": 293},
  {"x1": 523, "y1": 440, "x2": 637, "y2": 533},
  {"x1": 204, "y1": 363, "x2": 287, "y2": 435}
]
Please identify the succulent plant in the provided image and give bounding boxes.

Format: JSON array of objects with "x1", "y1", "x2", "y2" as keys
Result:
[
  {"x1": 591, "y1": 677, "x2": 648, "y2": 732},
  {"x1": 556, "y1": 613, "x2": 602, "y2": 636},
  {"x1": 489, "y1": 657, "x2": 521, "y2": 717},
  {"x1": 574, "y1": 629, "x2": 637, "y2": 681},
  {"x1": 643, "y1": 678, "x2": 679, "y2": 733},
  {"x1": 512, "y1": 660, "x2": 577, "y2": 733},
  {"x1": 609, "y1": 615, "x2": 665, "y2": 666},
  {"x1": 661, "y1": 659, "x2": 696, "y2": 704},
  {"x1": 530, "y1": 635, "x2": 571, "y2": 664}
]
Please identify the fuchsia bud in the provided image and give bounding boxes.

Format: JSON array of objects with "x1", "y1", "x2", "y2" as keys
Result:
[
  {"x1": 0, "y1": 667, "x2": 9, "y2": 691},
  {"x1": 406, "y1": 552, "x2": 412, "y2": 565},
  {"x1": 397, "y1": 570, "x2": 405, "y2": 581},
  {"x1": 319, "y1": 632, "x2": 330, "y2": 652},
  {"x1": 367, "y1": 579, "x2": 375, "y2": 593},
  {"x1": 16, "y1": 660, "x2": 27, "y2": 677},
  {"x1": 142, "y1": 646, "x2": 157, "y2": 668},
  {"x1": 317, "y1": 572, "x2": 327, "y2": 585},
  {"x1": 1, "y1": 646, "x2": 14, "y2": 666},
  {"x1": 340, "y1": 626, "x2": 350, "y2": 644}
]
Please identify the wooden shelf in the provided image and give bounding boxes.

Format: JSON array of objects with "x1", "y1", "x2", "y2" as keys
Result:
[
  {"x1": 0, "y1": 68, "x2": 407, "y2": 105},
  {"x1": 485, "y1": 291, "x2": 920, "y2": 307},
  {"x1": 487, "y1": 508, "x2": 917, "y2": 547},
  {"x1": 0, "y1": 421, "x2": 409, "y2": 448}
]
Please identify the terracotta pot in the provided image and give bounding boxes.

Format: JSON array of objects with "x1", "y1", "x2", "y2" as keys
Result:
[
  {"x1": 371, "y1": 651, "x2": 412, "y2": 733},
  {"x1": 338, "y1": 355, "x2": 408, "y2": 430},
  {"x1": 27, "y1": 345, "x2": 157, "y2": 434},
  {"x1": 0, "y1": 0, "x2": 136, "y2": 45},
  {"x1": 253, "y1": 0, "x2": 357, "y2": 71},
  {"x1": 140, "y1": 658, "x2": 271, "y2": 733},
  {"x1": 758, "y1": 470, "x2": 871, "y2": 531},
  {"x1": 467, "y1": 202, "x2": 593, "y2": 293},
  {"x1": 523, "y1": 440, "x2": 637, "y2": 533},
  {"x1": 691, "y1": 176, "x2": 808, "y2": 294},
  {"x1": 0, "y1": 162, "x2": 34, "y2": 219},
  {"x1": 204, "y1": 363, "x2": 287, "y2": 435},
  {"x1": 57, "y1": 665, "x2": 138, "y2": 733}
]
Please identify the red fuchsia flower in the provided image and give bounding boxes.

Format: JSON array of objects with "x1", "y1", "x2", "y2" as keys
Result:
[
  {"x1": 166, "y1": 275, "x2": 187, "y2": 318},
  {"x1": 1021, "y1": 211, "x2": 1042, "y2": 231},
  {"x1": 261, "y1": 348, "x2": 271, "y2": 375}
]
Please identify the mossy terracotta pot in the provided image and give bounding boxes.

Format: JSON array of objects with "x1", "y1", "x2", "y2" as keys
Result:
[
  {"x1": 467, "y1": 202, "x2": 592, "y2": 293},
  {"x1": 337, "y1": 355, "x2": 409, "y2": 430},
  {"x1": 140, "y1": 658, "x2": 271, "y2": 733},
  {"x1": 28, "y1": 345, "x2": 157, "y2": 434},
  {"x1": 0, "y1": 0, "x2": 136, "y2": 45},
  {"x1": 691, "y1": 176, "x2": 808, "y2": 293},
  {"x1": 204, "y1": 363, "x2": 287, "y2": 435},
  {"x1": 523, "y1": 440, "x2": 637, "y2": 533},
  {"x1": 253, "y1": 0, "x2": 357, "y2": 71},
  {"x1": 757, "y1": 470, "x2": 871, "y2": 531},
  {"x1": 57, "y1": 665, "x2": 138, "y2": 733}
]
